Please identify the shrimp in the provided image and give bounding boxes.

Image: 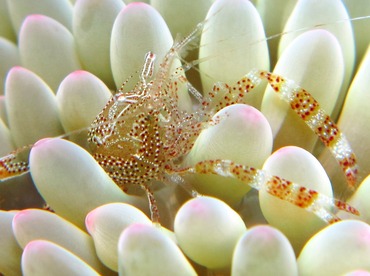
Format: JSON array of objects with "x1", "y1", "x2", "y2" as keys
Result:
[{"x1": 0, "y1": 6, "x2": 360, "y2": 224}]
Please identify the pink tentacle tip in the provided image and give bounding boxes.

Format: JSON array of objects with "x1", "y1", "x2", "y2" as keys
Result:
[
  {"x1": 122, "y1": 1, "x2": 152, "y2": 16},
  {"x1": 70, "y1": 70, "x2": 89, "y2": 77},
  {"x1": 9, "y1": 66, "x2": 24, "y2": 73},
  {"x1": 13, "y1": 209, "x2": 30, "y2": 220},
  {"x1": 84, "y1": 211, "x2": 96, "y2": 233},
  {"x1": 359, "y1": 229, "x2": 370, "y2": 244},
  {"x1": 24, "y1": 240, "x2": 46, "y2": 253},
  {"x1": 33, "y1": 138, "x2": 55, "y2": 148},
  {"x1": 188, "y1": 200, "x2": 207, "y2": 214},
  {"x1": 127, "y1": 2, "x2": 149, "y2": 8},
  {"x1": 252, "y1": 226, "x2": 277, "y2": 242},
  {"x1": 275, "y1": 146, "x2": 295, "y2": 155},
  {"x1": 124, "y1": 223, "x2": 151, "y2": 235},
  {"x1": 25, "y1": 14, "x2": 48, "y2": 22},
  {"x1": 239, "y1": 105, "x2": 265, "y2": 122},
  {"x1": 12, "y1": 209, "x2": 31, "y2": 229}
]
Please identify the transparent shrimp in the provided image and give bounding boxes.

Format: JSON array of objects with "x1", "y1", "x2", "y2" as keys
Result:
[{"x1": 0, "y1": 11, "x2": 361, "y2": 224}]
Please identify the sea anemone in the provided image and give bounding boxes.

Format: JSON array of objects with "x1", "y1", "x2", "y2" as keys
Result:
[{"x1": 1, "y1": 0, "x2": 370, "y2": 275}]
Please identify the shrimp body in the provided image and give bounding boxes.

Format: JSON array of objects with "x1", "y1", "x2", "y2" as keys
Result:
[{"x1": 88, "y1": 51, "x2": 204, "y2": 192}]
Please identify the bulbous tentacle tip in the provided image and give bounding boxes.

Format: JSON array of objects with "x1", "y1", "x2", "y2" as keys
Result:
[
  {"x1": 69, "y1": 70, "x2": 90, "y2": 77},
  {"x1": 84, "y1": 210, "x2": 95, "y2": 233},
  {"x1": 33, "y1": 138, "x2": 55, "y2": 148},
  {"x1": 13, "y1": 209, "x2": 29, "y2": 222},
  {"x1": 127, "y1": 2, "x2": 149, "y2": 8},
  {"x1": 8, "y1": 65, "x2": 24, "y2": 73},
  {"x1": 25, "y1": 14, "x2": 47, "y2": 21},
  {"x1": 23, "y1": 240, "x2": 40, "y2": 252}
]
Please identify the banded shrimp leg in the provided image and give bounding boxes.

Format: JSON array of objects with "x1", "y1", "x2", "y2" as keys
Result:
[{"x1": 167, "y1": 69, "x2": 359, "y2": 224}]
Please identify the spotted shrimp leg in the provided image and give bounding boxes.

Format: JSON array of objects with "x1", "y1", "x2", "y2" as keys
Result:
[
  {"x1": 256, "y1": 70, "x2": 358, "y2": 189},
  {"x1": 140, "y1": 183, "x2": 160, "y2": 224},
  {"x1": 176, "y1": 160, "x2": 359, "y2": 224},
  {"x1": 0, "y1": 146, "x2": 30, "y2": 181},
  {"x1": 201, "y1": 69, "x2": 359, "y2": 191}
]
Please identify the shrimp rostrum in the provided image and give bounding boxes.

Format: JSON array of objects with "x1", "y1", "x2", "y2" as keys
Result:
[{"x1": 0, "y1": 13, "x2": 359, "y2": 225}]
